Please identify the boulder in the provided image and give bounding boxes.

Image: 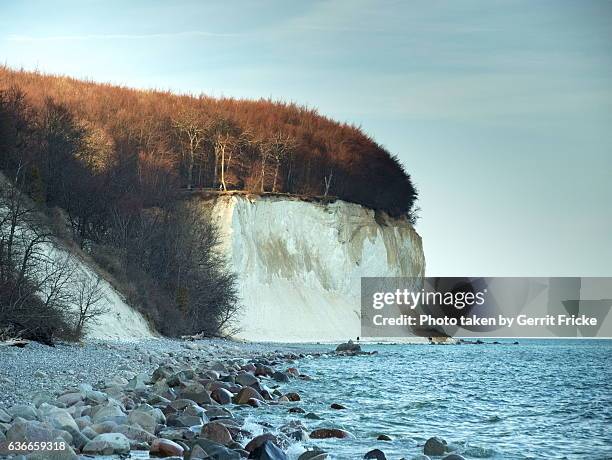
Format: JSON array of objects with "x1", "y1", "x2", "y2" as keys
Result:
[
  {"x1": 271, "y1": 371, "x2": 290, "y2": 383},
  {"x1": 179, "y1": 382, "x2": 213, "y2": 405},
  {"x1": 82, "y1": 432, "x2": 130, "y2": 455},
  {"x1": 330, "y1": 403, "x2": 346, "y2": 410},
  {"x1": 91, "y1": 402, "x2": 127, "y2": 424},
  {"x1": 298, "y1": 449, "x2": 329, "y2": 460},
  {"x1": 150, "y1": 437, "x2": 185, "y2": 457},
  {"x1": 38, "y1": 405, "x2": 79, "y2": 433},
  {"x1": 25, "y1": 439, "x2": 78, "y2": 460},
  {"x1": 116, "y1": 423, "x2": 157, "y2": 442},
  {"x1": 286, "y1": 367, "x2": 299, "y2": 377},
  {"x1": 211, "y1": 387, "x2": 234, "y2": 405},
  {"x1": 424, "y1": 437, "x2": 447, "y2": 456},
  {"x1": 310, "y1": 428, "x2": 352, "y2": 439},
  {"x1": 5, "y1": 419, "x2": 69, "y2": 446},
  {"x1": 205, "y1": 406, "x2": 233, "y2": 420},
  {"x1": 127, "y1": 409, "x2": 157, "y2": 434},
  {"x1": 377, "y1": 434, "x2": 392, "y2": 441},
  {"x1": 169, "y1": 398, "x2": 199, "y2": 411},
  {"x1": 234, "y1": 387, "x2": 264, "y2": 404},
  {"x1": 201, "y1": 421, "x2": 233, "y2": 445},
  {"x1": 125, "y1": 373, "x2": 149, "y2": 391},
  {"x1": 288, "y1": 407, "x2": 305, "y2": 414},
  {"x1": 335, "y1": 340, "x2": 361, "y2": 353},
  {"x1": 167, "y1": 412, "x2": 203, "y2": 428},
  {"x1": 192, "y1": 437, "x2": 241, "y2": 459},
  {"x1": 245, "y1": 433, "x2": 280, "y2": 452},
  {"x1": 442, "y1": 455, "x2": 465, "y2": 460},
  {"x1": 236, "y1": 372, "x2": 259, "y2": 387},
  {"x1": 91, "y1": 420, "x2": 119, "y2": 434},
  {"x1": 190, "y1": 444, "x2": 209, "y2": 459},
  {"x1": 285, "y1": 392, "x2": 301, "y2": 402},
  {"x1": 158, "y1": 426, "x2": 197, "y2": 442},
  {"x1": 32, "y1": 391, "x2": 54, "y2": 408},
  {"x1": 10, "y1": 404, "x2": 38, "y2": 420},
  {"x1": 0, "y1": 408, "x2": 12, "y2": 423},
  {"x1": 167, "y1": 370, "x2": 195, "y2": 387},
  {"x1": 364, "y1": 449, "x2": 387, "y2": 460},
  {"x1": 248, "y1": 439, "x2": 287, "y2": 460},
  {"x1": 56, "y1": 392, "x2": 82, "y2": 407}
]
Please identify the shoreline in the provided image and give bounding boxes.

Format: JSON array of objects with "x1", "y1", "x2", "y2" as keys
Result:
[{"x1": 0, "y1": 337, "x2": 338, "y2": 459}]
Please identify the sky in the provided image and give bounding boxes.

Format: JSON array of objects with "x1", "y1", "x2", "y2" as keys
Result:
[{"x1": 1, "y1": 0, "x2": 611, "y2": 276}]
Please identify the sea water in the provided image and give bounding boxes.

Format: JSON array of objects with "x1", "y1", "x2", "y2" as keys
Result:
[{"x1": 238, "y1": 339, "x2": 612, "y2": 460}]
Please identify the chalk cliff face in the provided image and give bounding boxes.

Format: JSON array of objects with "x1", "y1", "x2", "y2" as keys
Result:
[{"x1": 209, "y1": 195, "x2": 425, "y2": 342}]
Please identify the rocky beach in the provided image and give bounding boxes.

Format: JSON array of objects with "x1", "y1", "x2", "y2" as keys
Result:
[
  {"x1": 0, "y1": 338, "x2": 458, "y2": 460},
  {"x1": 2, "y1": 339, "x2": 612, "y2": 459}
]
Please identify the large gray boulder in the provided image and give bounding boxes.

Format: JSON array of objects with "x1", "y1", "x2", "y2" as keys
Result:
[
  {"x1": 38, "y1": 404, "x2": 79, "y2": 433},
  {"x1": 82, "y1": 432, "x2": 130, "y2": 455},
  {"x1": 10, "y1": 404, "x2": 38, "y2": 420}
]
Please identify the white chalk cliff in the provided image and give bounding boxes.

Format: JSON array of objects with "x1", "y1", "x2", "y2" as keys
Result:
[{"x1": 209, "y1": 195, "x2": 425, "y2": 342}]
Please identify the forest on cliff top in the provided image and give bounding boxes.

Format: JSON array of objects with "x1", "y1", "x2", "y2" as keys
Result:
[{"x1": 0, "y1": 67, "x2": 417, "y2": 218}]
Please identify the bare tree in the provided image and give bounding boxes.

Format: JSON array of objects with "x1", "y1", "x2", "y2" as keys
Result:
[
  {"x1": 259, "y1": 133, "x2": 294, "y2": 193},
  {"x1": 173, "y1": 109, "x2": 206, "y2": 189},
  {"x1": 209, "y1": 118, "x2": 241, "y2": 191},
  {"x1": 71, "y1": 272, "x2": 108, "y2": 336},
  {"x1": 0, "y1": 178, "x2": 81, "y2": 342}
]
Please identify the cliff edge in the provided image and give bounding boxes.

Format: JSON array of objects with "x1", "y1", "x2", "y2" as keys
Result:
[{"x1": 208, "y1": 195, "x2": 425, "y2": 342}]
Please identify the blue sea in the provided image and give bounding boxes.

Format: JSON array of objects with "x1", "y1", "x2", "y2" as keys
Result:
[{"x1": 238, "y1": 339, "x2": 612, "y2": 460}]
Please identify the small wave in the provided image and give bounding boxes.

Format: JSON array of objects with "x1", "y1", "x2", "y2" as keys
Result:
[{"x1": 463, "y1": 445, "x2": 498, "y2": 458}]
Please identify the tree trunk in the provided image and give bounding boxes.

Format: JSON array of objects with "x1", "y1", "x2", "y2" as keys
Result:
[
  {"x1": 260, "y1": 156, "x2": 267, "y2": 192},
  {"x1": 220, "y1": 143, "x2": 227, "y2": 191},
  {"x1": 272, "y1": 159, "x2": 280, "y2": 192}
]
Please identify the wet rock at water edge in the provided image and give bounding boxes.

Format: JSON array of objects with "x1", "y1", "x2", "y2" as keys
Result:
[
  {"x1": 248, "y1": 439, "x2": 288, "y2": 459},
  {"x1": 288, "y1": 407, "x2": 305, "y2": 414},
  {"x1": 364, "y1": 448, "x2": 387, "y2": 459},
  {"x1": 272, "y1": 371, "x2": 290, "y2": 383},
  {"x1": 330, "y1": 403, "x2": 347, "y2": 410},
  {"x1": 191, "y1": 437, "x2": 242, "y2": 459},
  {"x1": 150, "y1": 437, "x2": 185, "y2": 457},
  {"x1": 245, "y1": 433, "x2": 282, "y2": 452},
  {"x1": 335, "y1": 340, "x2": 362, "y2": 353},
  {"x1": 211, "y1": 387, "x2": 234, "y2": 405},
  {"x1": 442, "y1": 455, "x2": 465, "y2": 460},
  {"x1": 377, "y1": 434, "x2": 392, "y2": 441},
  {"x1": 236, "y1": 372, "x2": 259, "y2": 387},
  {"x1": 310, "y1": 428, "x2": 352, "y2": 439},
  {"x1": 424, "y1": 436, "x2": 448, "y2": 456},
  {"x1": 234, "y1": 386, "x2": 265, "y2": 404},
  {"x1": 298, "y1": 449, "x2": 329, "y2": 460}
]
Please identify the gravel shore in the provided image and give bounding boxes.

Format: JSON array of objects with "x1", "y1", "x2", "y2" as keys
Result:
[{"x1": 0, "y1": 338, "x2": 324, "y2": 408}]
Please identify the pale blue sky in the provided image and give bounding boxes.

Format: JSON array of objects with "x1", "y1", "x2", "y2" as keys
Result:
[{"x1": 1, "y1": 0, "x2": 611, "y2": 276}]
